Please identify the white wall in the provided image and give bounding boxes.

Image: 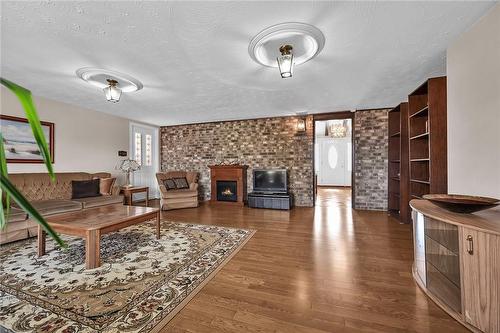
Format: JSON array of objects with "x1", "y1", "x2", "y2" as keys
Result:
[
  {"x1": 1, "y1": 86, "x2": 130, "y2": 182},
  {"x1": 447, "y1": 4, "x2": 500, "y2": 198}
]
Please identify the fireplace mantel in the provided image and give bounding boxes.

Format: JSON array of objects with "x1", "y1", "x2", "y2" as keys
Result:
[{"x1": 209, "y1": 165, "x2": 248, "y2": 206}]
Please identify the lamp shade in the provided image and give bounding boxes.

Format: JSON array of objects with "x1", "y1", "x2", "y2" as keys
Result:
[
  {"x1": 103, "y1": 84, "x2": 122, "y2": 103},
  {"x1": 277, "y1": 53, "x2": 294, "y2": 78},
  {"x1": 277, "y1": 45, "x2": 294, "y2": 79},
  {"x1": 118, "y1": 159, "x2": 141, "y2": 172}
]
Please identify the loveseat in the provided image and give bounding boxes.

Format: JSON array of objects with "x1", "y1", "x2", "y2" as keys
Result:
[
  {"x1": 156, "y1": 171, "x2": 199, "y2": 210},
  {"x1": 1, "y1": 172, "x2": 122, "y2": 245}
]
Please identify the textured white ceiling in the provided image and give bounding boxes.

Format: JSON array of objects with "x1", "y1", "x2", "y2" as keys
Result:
[{"x1": 0, "y1": 1, "x2": 496, "y2": 125}]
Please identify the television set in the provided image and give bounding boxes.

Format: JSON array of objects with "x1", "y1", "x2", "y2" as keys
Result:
[{"x1": 253, "y1": 169, "x2": 288, "y2": 193}]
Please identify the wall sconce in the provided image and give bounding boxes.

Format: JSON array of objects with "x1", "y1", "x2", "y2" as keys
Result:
[{"x1": 296, "y1": 118, "x2": 306, "y2": 132}]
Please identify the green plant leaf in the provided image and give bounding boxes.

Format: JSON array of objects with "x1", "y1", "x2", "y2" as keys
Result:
[
  {"x1": 0, "y1": 78, "x2": 54, "y2": 181},
  {"x1": 0, "y1": 196, "x2": 5, "y2": 230},
  {"x1": 0, "y1": 133, "x2": 9, "y2": 229},
  {"x1": 0, "y1": 174, "x2": 65, "y2": 247},
  {"x1": 1, "y1": 78, "x2": 62, "y2": 245}
]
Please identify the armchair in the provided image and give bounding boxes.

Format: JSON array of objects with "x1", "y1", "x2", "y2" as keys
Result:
[{"x1": 156, "y1": 171, "x2": 199, "y2": 210}]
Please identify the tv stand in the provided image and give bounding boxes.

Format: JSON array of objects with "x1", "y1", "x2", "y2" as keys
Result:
[{"x1": 248, "y1": 192, "x2": 292, "y2": 210}]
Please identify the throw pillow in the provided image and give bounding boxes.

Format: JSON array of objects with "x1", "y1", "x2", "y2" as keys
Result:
[
  {"x1": 173, "y1": 177, "x2": 189, "y2": 189},
  {"x1": 163, "y1": 179, "x2": 177, "y2": 190},
  {"x1": 98, "y1": 177, "x2": 116, "y2": 196},
  {"x1": 72, "y1": 179, "x2": 101, "y2": 199}
]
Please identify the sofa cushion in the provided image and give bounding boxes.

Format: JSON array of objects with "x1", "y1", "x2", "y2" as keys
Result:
[
  {"x1": 173, "y1": 177, "x2": 189, "y2": 189},
  {"x1": 163, "y1": 179, "x2": 176, "y2": 190},
  {"x1": 5, "y1": 207, "x2": 28, "y2": 223},
  {"x1": 14, "y1": 199, "x2": 83, "y2": 216},
  {"x1": 160, "y1": 196, "x2": 198, "y2": 211},
  {"x1": 8, "y1": 172, "x2": 93, "y2": 201},
  {"x1": 156, "y1": 171, "x2": 198, "y2": 188},
  {"x1": 97, "y1": 177, "x2": 116, "y2": 196},
  {"x1": 0, "y1": 225, "x2": 29, "y2": 244},
  {"x1": 162, "y1": 188, "x2": 198, "y2": 199},
  {"x1": 73, "y1": 195, "x2": 123, "y2": 208},
  {"x1": 72, "y1": 179, "x2": 101, "y2": 199},
  {"x1": 0, "y1": 213, "x2": 30, "y2": 245}
]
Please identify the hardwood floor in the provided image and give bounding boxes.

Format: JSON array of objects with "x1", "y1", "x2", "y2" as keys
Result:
[
  {"x1": 150, "y1": 188, "x2": 468, "y2": 333},
  {"x1": 315, "y1": 186, "x2": 352, "y2": 208}
]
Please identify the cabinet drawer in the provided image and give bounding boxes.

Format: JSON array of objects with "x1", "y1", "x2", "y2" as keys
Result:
[
  {"x1": 424, "y1": 217, "x2": 459, "y2": 253},
  {"x1": 425, "y1": 236, "x2": 460, "y2": 286}
]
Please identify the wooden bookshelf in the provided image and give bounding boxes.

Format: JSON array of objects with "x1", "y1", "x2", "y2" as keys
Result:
[
  {"x1": 407, "y1": 76, "x2": 447, "y2": 214},
  {"x1": 387, "y1": 102, "x2": 409, "y2": 223}
]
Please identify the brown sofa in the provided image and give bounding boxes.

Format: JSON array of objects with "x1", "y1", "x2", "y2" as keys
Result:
[
  {"x1": 1, "y1": 172, "x2": 122, "y2": 245},
  {"x1": 156, "y1": 171, "x2": 199, "y2": 210}
]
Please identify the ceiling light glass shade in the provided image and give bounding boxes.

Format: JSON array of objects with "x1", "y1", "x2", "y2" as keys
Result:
[
  {"x1": 103, "y1": 83, "x2": 122, "y2": 103},
  {"x1": 277, "y1": 53, "x2": 294, "y2": 78}
]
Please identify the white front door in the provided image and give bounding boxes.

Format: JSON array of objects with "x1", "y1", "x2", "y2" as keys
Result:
[
  {"x1": 318, "y1": 138, "x2": 351, "y2": 186},
  {"x1": 130, "y1": 123, "x2": 159, "y2": 199}
]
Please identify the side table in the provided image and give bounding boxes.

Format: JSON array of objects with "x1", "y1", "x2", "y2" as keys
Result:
[{"x1": 121, "y1": 186, "x2": 149, "y2": 206}]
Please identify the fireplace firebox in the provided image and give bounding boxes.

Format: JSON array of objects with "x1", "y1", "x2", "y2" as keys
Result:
[
  {"x1": 216, "y1": 181, "x2": 238, "y2": 202},
  {"x1": 209, "y1": 165, "x2": 248, "y2": 206}
]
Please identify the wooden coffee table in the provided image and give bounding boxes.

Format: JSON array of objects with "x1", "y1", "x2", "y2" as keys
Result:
[{"x1": 37, "y1": 205, "x2": 160, "y2": 269}]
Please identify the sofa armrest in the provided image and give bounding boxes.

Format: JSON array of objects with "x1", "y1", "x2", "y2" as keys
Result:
[
  {"x1": 189, "y1": 183, "x2": 198, "y2": 191},
  {"x1": 158, "y1": 184, "x2": 168, "y2": 197},
  {"x1": 111, "y1": 185, "x2": 121, "y2": 196}
]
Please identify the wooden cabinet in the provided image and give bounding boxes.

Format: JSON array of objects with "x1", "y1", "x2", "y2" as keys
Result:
[
  {"x1": 411, "y1": 200, "x2": 500, "y2": 333},
  {"x1": 461, "y1": 228, "x2": 500, "y2": 332},
  {"x1": 407, "y1": 76, "x2": 447, "y2": 200},
  {"x1": 388, "y1": 103, "x2": 410, "y2": 223},
  {"x1": 391, "y1": 77, "x2": 447, "y2": 224}
]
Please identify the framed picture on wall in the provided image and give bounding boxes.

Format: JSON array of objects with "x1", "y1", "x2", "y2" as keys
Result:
[{"x1": 0, "y1": 115, "x2": 55, "y2": 163}]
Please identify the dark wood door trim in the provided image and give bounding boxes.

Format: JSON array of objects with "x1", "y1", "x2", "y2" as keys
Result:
[
  {"x1": 313, "y1": 112, "x2": 356, "y2": 207},
  {"x1": 313, "y1": 111, "x2": 353, "y2": 121}
]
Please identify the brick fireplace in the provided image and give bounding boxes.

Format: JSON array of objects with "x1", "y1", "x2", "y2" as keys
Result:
[{"x1": 209, "y1": 165, "x2": 247, "y2": 205}]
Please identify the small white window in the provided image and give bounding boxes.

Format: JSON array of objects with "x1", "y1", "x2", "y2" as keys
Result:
[
  {"x1": 328, "y1": 145, "x2": 338, "y2": 169},
  {"x1": 134, "y1": 132, "x2": 142, "y2": 165},
  {"x1": 145, "y1": 134, "x2": 152, "y2": 166}
]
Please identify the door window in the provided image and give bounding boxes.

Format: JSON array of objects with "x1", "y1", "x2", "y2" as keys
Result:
[
  {"x1": 134, "y1": 132, "x2": 142, "y2": 165},
  {"x1": 145, "y1": 134, "x2": 152, "y2": 166},
  {"x1": 328, "y1": 145, "x2": 338, "y2": 169}
]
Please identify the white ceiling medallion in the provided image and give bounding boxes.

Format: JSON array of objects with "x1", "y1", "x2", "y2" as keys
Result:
[
  {"x1": 76, "y1": 67, "x2": 143, "y2": 103},
  {"x1": 248, "y1": 22, "x2": 325, "y2": 78}
]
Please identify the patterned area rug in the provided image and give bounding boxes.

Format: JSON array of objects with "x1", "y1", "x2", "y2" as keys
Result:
[{"x1": 0, "y1": 221, "x2": 254, "y2": 332}]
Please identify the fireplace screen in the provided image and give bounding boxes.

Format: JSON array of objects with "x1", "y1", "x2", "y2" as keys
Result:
[{"x1": 216, "y1": 181, "x2": 237, "y2": 202}]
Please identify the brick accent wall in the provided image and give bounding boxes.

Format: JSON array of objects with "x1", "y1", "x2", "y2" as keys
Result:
[
  {"x1": 353, "y1": 109, "x2": 390, "y2": 210},
  {"x1": 160, "y1": 116, "x2": 314, "y2": 206},
  {"x1": 160, "y1": 110, "x2": 389, "y2": 210}
]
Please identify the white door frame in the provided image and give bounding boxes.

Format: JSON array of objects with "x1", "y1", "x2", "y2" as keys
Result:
[{"x1": 129, "y1": 122, "x2": 160, "y2": 198}]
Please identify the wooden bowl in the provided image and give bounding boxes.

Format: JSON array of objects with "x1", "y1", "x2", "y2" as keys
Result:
[{"x1": 423, "y1": 194, "x2": 500, "y2": 214}]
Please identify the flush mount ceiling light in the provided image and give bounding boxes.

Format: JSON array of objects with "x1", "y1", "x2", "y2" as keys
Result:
[
  {"x1": 103, "y1": 79, "x2": 121, "y2": 103},
  {"x1": 249, "y1": 22, "x2": 325, "y2": 79},
  {"x1": 277, "y1": 44, "x2": 294, "y2": 78},
  {"x1": 76, "y1": 67, "x2": 143, "y2": 103}
]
